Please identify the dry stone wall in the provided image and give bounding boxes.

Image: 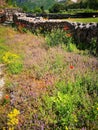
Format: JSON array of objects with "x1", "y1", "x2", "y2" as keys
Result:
[
  {"x1": 0, "y1": 9, "x2": 6, "y2": 23},
  {"x1": 0, "y1": 13, "x2": 6, "y2": 23},
  {"x1": 4, "y1": 8, "x2": 22, "y2": 21},
  {"x1": 13, "y1": 13, "x2": 98, "y2": 49},
  {"x1": 0, "y1": 8, "x2": 22, "y2": 23}
]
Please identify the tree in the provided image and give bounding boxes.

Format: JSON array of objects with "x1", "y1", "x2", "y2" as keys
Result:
[
  {"x1": 49, "y1": 3, "x2": 65, "y2": 13},
  {"x1": 87, "y1": 0, "x2": 98, "y2": 9}
]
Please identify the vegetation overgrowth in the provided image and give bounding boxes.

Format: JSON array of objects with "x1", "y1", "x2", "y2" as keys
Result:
[{"x1": 0, "y1": 25, "x2": 98, "y2": 130}]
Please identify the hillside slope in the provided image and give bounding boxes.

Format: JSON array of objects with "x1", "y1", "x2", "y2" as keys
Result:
[
  {"x1": 0, "y1": 25, "x2": 98, "y2": 129},
  {"x1": 12, "y1": 0, "x2": 58, "y2": 9}
]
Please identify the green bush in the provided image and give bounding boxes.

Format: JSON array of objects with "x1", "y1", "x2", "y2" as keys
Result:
[
  {"x1": 66, "y1": 43, "x2": 78, "y2": 52},
  {"x1": 45, "y1": 29, "x2": 72, "y2": 46},
  {"x1": 90, "y1": 37, "x2": 97, "y2": 55},
  {"x1": 77, "y1": 37, "x2": 98, "y2": 56},
  {"x1": 37, "y1": 72, "x2": 98, "y2": 129},
  {"x1": 8, "y1": 61, "x2": 23, "y2": 74}
]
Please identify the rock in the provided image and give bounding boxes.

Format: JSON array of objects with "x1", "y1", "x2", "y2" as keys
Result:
[
  {"x1": 0, "y1": 78, "x2": 5, "y2": 88},
  {"x1": 0, "y1": 64, "x2": 5, "y2": 100},
  {"x1": 0, "y1": 91, "x2": 3, "y2": 99}
]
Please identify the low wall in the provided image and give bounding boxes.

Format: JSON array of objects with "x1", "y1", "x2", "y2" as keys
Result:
[
  {"x1": 0, "y1": 14, "x2": 6, "y2": 23},
  {"x1": 4, "y1": 8, "x2": 23, "y2": 21},
  {"x1": 13, "y1": 13, "x2": 98, "y2": 52},
  {"x1": 28, "y1": 12, "x2": 98, "y2": 19}
]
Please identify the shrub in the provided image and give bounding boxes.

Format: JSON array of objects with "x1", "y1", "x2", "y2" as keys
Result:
[
  {"x1": 8, "y1": 61, "x2": 23, "y2": 74},
  {"x1": 45, "y1": 29, "x2": 72, "y2": 47},
  {"x1": 37, "y1": 72, "x2": 98, "y2": 129},
  {"x1": 66, "y1": 43, "x2": 78, "y2": 52},
  {"x1": 90, "y1": 37, "x2": 97, "y2": 55}
]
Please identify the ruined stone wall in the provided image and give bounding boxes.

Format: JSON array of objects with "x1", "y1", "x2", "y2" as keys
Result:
[
  {"x1": 4, "y1": 8, "x2": 22, "y2": 21},
  {"x1": 13, "y1": 13, "x2": 98, "y2": 48},
  {"x1": 0, "y1": 13, "x2": 6, "y2": 23},
  {"x1": 0, "y1": 8, "x2": 22, "y2": 23}
]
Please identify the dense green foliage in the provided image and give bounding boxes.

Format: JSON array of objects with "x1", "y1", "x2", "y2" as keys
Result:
[
  {"x1": 38, "y1": 73, "x2": 98, "y2": 129},
  {"x1": 45, "y1": 28, "x2": 97, "y2": 56},
  {"x1": 49, "y1": 0, "x2": 98, "y2": 13},
  {"x1": 11, "y1": 0, "x2": 56, "y2": 11},
  {"x1": 45, "y1": 29, "x2": 72, "y2": 46},
  {"x1": 4, "y1": 0, "x2": 98, "y2": 13}
]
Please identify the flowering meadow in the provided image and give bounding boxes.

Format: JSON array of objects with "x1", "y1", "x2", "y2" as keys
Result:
[{"x1": 0, "y1": 25, "x2": 98, "y2": 130}]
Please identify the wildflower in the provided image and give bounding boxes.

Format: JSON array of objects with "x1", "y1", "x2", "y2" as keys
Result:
[
  {"x1": 66, "y1": 33, "x2": 72, "y2": 37},
  {"x1": 7, "y1": 108, "x2": 20, "y2": 127},
  {"x1": 65, "y1": 126, "x2": 68, "y2": 130},
  {"x1": 2, "y1": 52, "x2": 19, "y2": 64},
  {"x1": 8, "y1": 127, "x2": 14, "y2": 130},
  {"x1": 5, "y1": 95, "x2": 9, "y2": 99},
  {"x1": 70, "y1": 65, "x2": 74, "y2": 69},
  {"x1": 3, "y1": 127, "x2": 6, "y2": 130},
  {"x1": 96, "y1": 107, "x2": 98, "y2": 110},
  {"x1": 64, "y1": 26, "x2": 69, "y2": 30}
]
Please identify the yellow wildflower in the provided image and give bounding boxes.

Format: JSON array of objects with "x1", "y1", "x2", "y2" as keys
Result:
[
  {"x1": 2, "y1": 52, "x2": 19, "y2": 64},
  {"x1": 65, "y1": 126, "x2": 68, "y2": 130},
  {"x1": 7, "y1": 108, "x2": 20, "y2": 127}
]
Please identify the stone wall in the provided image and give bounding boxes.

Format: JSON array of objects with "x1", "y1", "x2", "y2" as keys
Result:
[
  {"x1": 0, "y1": 9, "x2": 6, "y2": 23},
  {"x1": 4, "y1": 8, "x2": 22, "y2": 21},
  {"x1": 0, "y1": 8, "x2": 22, "y2": 23},
  {"x1": 37, "y1": 12, "x2": 98, "y2": 19},
  {"x1": 13, "y1": 13, "x2": 98, "y2": 49},
  {"x1": 0, "y1": 13, "x2": 6, "y2": 23}
]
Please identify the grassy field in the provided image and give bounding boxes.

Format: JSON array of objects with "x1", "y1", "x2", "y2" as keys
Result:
[
  {"x1": 67, "y1": 17, "x2": 98, "y2": 23},
  {"x1": 0, "y1": 25, "x2": 98, "y2": 130}
]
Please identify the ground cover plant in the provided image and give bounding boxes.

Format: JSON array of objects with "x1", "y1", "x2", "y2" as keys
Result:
[
  {"x1": 67, "y1": 17, "x2": 98, "y2": 23},
  {"x1": 0, "y1": 25, "x2": 98, "y2": 130}
]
